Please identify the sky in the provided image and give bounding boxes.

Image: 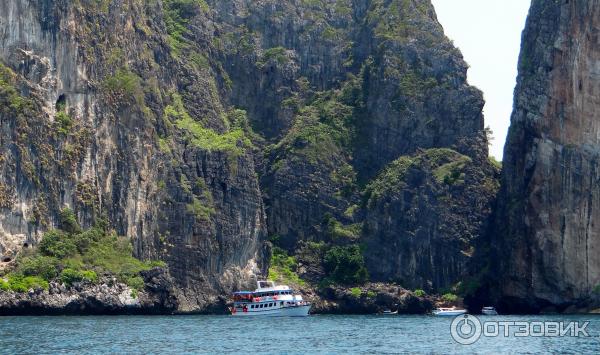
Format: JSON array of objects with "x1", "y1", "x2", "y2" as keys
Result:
[{"x1": 431, "y1": 0, "x2": 531, "y2": 160}]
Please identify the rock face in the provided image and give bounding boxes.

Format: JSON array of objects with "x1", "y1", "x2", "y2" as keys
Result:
[
  {"x1": 0, "y1": 0, "x2": 498, "y2": 313},
  {"x1": 0, "y1": 0, "x2": 267, "y2": 312},
  {"x1": 210, "y1": 0, "x2": 497, "y2": 294},
  {"x1": 491, "y1": 0, "x2": 600, "y2": 313},
  {"x1": 363, "y1": 146, "x2": 498, "y2": 291},
  {"x1": 308, "y1": 283, "x2": 434, "y2": 314}
]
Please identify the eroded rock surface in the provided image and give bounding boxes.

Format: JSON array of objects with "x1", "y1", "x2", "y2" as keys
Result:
[
  {"x1": 490, "y1": 0, "x2": 600, "y2": 313},
  {"x1": 0, "y1": 0, "x2": 499, "y2": 314}
]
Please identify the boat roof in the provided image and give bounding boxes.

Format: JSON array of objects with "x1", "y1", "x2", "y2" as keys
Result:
[
  {"x1": 256, "y1": 285, "x2": 290, "y2": 291},
  {"x1": 233, "y1": 281, "x2": 294, "y2": 295},
  {"x1": 256, "y1": 280, "x2": 291, "y2": 291}
]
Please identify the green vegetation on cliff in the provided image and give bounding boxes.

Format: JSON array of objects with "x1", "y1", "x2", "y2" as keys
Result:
[
  {"x1": 324, "y1": 215, "x2": 361, "y2": 241},
  {"x1": 268, "y1": 247, "x2": 305, "y2": 286},
  {"x1": 0, "y1": 275, "x2": 48, "y2": 293},
  {"x1": 441, "y1": 293, "x2": 458, "y2": 303},
  {"x1": 271, "y1": 75, "x2": 362, "y2": 166},
  {"x1": 257, "y1": 47, "x2": 290, "y2": 67},
  {"x1": 0, "y1": 209, "x2": 163, "y2": 293},
  {"x1": 166, "y1": 93, "x2": 251, "y2": 157},
  {"x1": 102, "y1": 68, "x2": 145, "y2": 105},
  {"x1": 414, "y1": 289, "x2": 426, "y2": 297},
  {"x1": 0, "y1": 63, "x2": 34, "y2": 115},
  {"x1": 364, "y1": 148, "x2": 473, "y2": 206},
  {"x1": 163, "y1": 0, "x2": 209, "y2": 56},
  {"x1": 323, "y1": 245, "x2": 369, "y2": 285}
]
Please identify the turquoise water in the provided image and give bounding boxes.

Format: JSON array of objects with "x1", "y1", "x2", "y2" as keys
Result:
[{"x1": 1, "y1": 314, "x2": 599, "y2": 354}]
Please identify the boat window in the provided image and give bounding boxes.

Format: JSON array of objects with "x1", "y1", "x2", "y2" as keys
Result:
[{"x1": 280, "y1": 301, "x2": 283, "y2": 306}]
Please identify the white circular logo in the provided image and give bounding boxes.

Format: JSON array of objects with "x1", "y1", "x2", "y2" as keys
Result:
[{"x1": 450, "y1": 314, "x2": 482, "y2": 345}]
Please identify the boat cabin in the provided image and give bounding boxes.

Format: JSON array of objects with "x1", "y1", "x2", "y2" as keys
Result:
[{"x1": 230, "y1": 281, "x2": 310, "y2": 316}]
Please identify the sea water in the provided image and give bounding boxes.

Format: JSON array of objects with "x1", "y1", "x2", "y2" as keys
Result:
[{"x1": 1, "y1": 314, "x2": 599, "y2": 354}]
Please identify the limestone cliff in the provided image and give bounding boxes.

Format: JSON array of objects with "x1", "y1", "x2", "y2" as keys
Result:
[
  {"x1": 0, "y1": 0, "x2": 498, "y2": 314},
  {"x1": 491, "y1": 0, "x2": 600, "y2": 313},
  {"x1": 0, "y1": 0, "x2": 267, "y2": 312}
]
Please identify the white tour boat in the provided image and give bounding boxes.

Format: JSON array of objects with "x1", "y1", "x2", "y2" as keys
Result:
[
  {"x1": 481, "y1": 306, "x2": 498, "y2": 315},
  {"x1": 432, "y1": 307, "x2": 467, "y2": 316},
  {"x1": 230, "y1": 281, "x2": 311, "y2": 317}
]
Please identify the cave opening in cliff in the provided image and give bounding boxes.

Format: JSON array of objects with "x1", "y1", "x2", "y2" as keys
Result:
[
  {"x1": 55, "y1": 94, "x2": 66, "y2": 111},
  {"x1": 1, "y1": 257, "x2": 11, "y2": 263}
]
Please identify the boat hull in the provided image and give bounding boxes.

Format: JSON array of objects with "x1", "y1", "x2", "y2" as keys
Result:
[
  {"x1": 432, "y1": 310, "x2": 467, "y2": 316},
  {"x1": 481, "y1": 310, "x2": 498, "y2": 315},
  {"x1": 232, "y1": 305, "x2": 311, "y2": 317}
]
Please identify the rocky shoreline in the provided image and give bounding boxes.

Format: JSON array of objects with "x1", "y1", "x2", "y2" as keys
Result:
[
  {"x1": 0, "y1": 269, "x2": 179, "y2": 316},
  {"x1": 3, "y1": 276, "x2": 599, "y2": 316},
  {"x1": 0, "y1": 275, "x2": 445, "y2": 316}
]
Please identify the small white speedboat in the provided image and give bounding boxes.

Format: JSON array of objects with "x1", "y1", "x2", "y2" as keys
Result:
[
  {"x1": 481, "y1": 306, "x2": 498, "y2": 315},
  {"x1": 381, "y1": 309, "x2": 398, "y2": 315},
  {"x1": 432, "y1": 307, "x2": 467, "y2": 316}
]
